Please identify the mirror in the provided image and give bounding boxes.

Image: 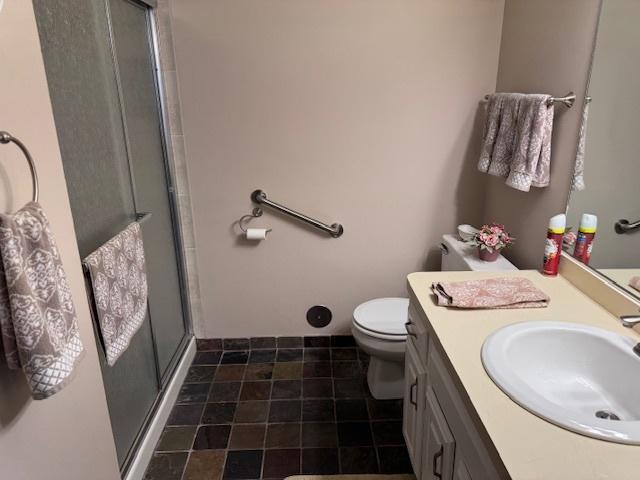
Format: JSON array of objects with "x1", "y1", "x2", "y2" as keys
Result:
[{"x1": 566, "y1": 0, "x2": 640, "y2": 300}]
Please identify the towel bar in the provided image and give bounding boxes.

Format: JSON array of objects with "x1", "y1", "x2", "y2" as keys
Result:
[
  {"x1": 251, "y1": 189, "x2": 343, "y2": 238},
  {"x1": 483, "y1": 92, "x2": 576, "y2": 108},
  {"x1": 0, "y1": 131, "x2": 39, "y2": 202}
]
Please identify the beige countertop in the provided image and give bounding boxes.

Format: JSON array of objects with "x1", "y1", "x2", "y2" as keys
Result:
[{"x1": 407, "y1": 270, "x2": 640, "y2": 480}]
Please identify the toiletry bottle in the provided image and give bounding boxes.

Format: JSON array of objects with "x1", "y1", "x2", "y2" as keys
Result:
[
  {"x1": 573, "y1": 213, "x2": 597, "y2": 265},
  {"x1": 543, "y1": 213, "x2": 566, "y2": 276}
]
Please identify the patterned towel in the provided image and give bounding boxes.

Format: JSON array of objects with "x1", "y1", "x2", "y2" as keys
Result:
[
  {"x1": 0, "y1": 202, "x2": 84, "y2": 399},
  {"x1": 478, "y1": 93, "x2": 554, "y2": 192},
  {"x1": 432, "y1": 277, "x2": 550, "y2": 309},
  {"x1": 84, "y1": 222, "x2": 147, "y2": 366}
]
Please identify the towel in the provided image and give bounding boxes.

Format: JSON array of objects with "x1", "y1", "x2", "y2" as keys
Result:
[
  {"x1": 84, "y1": 222, "x2": 147, "y2": 366},
  {"x1": 0, "y1": 202, "x2": 84, "y2": 399},
  {"x1": 432, "y1": 277, "x2": 550, "y2": 309},
  {"x1": 630, "y1": 276, "x2": 640, "y2": 293},
  {"x1": 478, "y1": 93, "x2": 554, "y2": 192},
  {"x1": 571, "y1": 100, "x2": 590, "y2": 191}
]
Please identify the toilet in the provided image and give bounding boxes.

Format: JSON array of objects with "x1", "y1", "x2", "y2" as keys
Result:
[{"x1": 352, "y1": 233, "x2": 517, "y2": 399}]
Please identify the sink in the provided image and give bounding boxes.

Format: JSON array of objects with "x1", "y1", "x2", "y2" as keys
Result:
[{"x1": 481, "y1": 321, "x2": 640, "y2": 444}]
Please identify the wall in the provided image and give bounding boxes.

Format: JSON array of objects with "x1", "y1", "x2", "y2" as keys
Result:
[
  {"x1": 171, "y1": 0, "x2": 505, "y2": 337},
  {"x1": 0, "y1": 3, "x2": 120, "y2": 480},
  {"x1": 482, "y1": 0, "x2": 602, "y2": 269},
  {"x1": 567, "y1": 0, "x2": 640, "y2": 269}
]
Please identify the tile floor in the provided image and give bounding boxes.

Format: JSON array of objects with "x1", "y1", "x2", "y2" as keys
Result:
[{"x1": 144, "y1": 336, "x2": 412, "y2": 480}]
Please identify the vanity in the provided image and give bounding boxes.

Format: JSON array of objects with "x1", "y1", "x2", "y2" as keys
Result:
[{"x1": 403, "y1": 269, "x2": 640, "y2": 480}]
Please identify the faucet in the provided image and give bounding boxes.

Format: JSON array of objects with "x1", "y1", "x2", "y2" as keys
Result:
[
  {"x1": 620, "y1": 314, "x2": 640, "y2": 328},
  {"x1": 620, "y1": 314, "x2": 640, "y2": 358}
]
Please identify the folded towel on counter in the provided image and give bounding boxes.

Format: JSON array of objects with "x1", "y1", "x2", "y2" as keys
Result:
[
  {"x1": 630, "y1": 276, "x2": 640, "y2": 293},
  {"x1": 432, "y1": 277, "x2": 550, "y2": 309},
  {"x1": 478, "y1": 93, "x2": 554, "y2": 192},
  {"x1": 0, "y1": 202, "x2": 84, "y2": 399},
  {"x1": 84, "y1": 222, "x2": 147, "y2": 366}
]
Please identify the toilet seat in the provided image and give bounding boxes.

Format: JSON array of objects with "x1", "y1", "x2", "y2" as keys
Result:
[{"x1": 352, "y1": 297, "x2": 409, "y2": 341}]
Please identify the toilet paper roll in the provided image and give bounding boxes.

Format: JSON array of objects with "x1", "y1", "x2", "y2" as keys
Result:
[{"x1": 246, "y1": 228, "x2": 268, "y2": 240}]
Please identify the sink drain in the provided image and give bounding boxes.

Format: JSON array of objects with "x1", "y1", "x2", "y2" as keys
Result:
[{"x1": 595, "y1": 410, "x2": 620, "y2": 421}]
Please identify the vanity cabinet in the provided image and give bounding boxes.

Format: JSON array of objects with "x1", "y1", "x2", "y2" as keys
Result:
[{"x1": 403, "y1": 300, "x2": 508, "y2": 480}]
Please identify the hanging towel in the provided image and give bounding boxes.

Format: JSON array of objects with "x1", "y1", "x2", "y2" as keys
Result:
[
  {"x1": 571, "y1": 100, "x2": 590, "y2": 191},
  {"x1": 478, "y1": 93, "x2": 554, "y2": 192},
  {"x1": 0, "y1": 202, "x2": 84, "y2": 399},
  {"x1": 431, "y1": 277, "x2": 550, "y2": 309},
  {"x1": 84, "y1": 222, "x2": 147, "y2": 366},
  {"x1": 629, "y1": 276, "x2": 640, "y2": 293}
]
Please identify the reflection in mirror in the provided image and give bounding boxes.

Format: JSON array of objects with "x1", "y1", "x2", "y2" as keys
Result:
[{"x1": 566, "y1": 0, "x2": 640, "y2": 300}]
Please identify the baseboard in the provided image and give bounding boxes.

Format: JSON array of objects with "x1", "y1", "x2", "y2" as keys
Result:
[{"x1": 124, "y1": 336, "x2": 196, "y2": 480}]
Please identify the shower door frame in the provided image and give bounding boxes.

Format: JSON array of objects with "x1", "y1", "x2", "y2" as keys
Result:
[{"x1": 103, "y1": 0, "x2": 193, "y2": 474}]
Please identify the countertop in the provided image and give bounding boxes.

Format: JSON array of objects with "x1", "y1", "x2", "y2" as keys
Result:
[{"x1": 407, "y1": 269, "x2": 640, "y2": 480}]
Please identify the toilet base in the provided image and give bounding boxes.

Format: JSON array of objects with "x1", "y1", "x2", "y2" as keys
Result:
[{"x1": 366, "y1": 356, "x2": 405, "y2": 400}]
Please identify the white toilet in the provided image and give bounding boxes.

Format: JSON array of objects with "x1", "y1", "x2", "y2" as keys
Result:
[{"x1": 352, "y1": 233, "x2": 517, "y2": 399}]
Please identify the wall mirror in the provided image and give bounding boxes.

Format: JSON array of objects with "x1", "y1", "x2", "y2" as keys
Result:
[{"x1": 566, "y1": 0, "x2": 640, "y2": 300}]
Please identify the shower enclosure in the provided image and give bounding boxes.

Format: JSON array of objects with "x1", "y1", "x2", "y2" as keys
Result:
[{"x1": 33, "y1": 0, "x2": 191, "y2": 473}]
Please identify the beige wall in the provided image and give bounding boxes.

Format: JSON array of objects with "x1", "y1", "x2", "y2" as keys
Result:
[
  {"x1": 482, "y1": 0, "x2": 602, "y2": 269},
  {"x1": 171, "y1": 0, "x2": 505, "y2": 337},
  {"x1": 567, "y1": 0, "x2": 640, "y2": 270},
  {"x1": 0, "y1": 3, "x2": 119, "y2": 479}
]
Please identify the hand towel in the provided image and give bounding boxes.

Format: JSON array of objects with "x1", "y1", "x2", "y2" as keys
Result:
[
  {"x1": 432, "y1": 277, "x2": 550, "y2": 309},
  {"x1": 84, "y1": 222, "x2": 147, "y2": 366},
  {"x1": 0, "y1": 202, "x2": 84, "y2": 399},
  {"x1": 571, "y1": 100, "x2": 590, "y2": 191},
  {"x1": 630, "y1": 276, "x2": 640, "y2": 293},
  {"x1": 478, "y1": 93, "x2": 554, "y2": 192}
]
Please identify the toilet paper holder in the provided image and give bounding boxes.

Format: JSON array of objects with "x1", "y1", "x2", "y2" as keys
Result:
[{"x1": 238, "y1": 207, "x2": 272, "y2": 235}]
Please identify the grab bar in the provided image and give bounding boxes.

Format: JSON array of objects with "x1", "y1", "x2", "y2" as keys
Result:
[
  {"x1": 615, "y1": 218, "x2": 640, "y2": 234},
  {"x1": 483, "y1": 91, "x2": 576, "y2": 108},
  {"x1": 251, "y1": 189, "x2": 344, "y2": 238}
]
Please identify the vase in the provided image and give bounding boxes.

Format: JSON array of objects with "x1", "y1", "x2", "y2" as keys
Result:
[{"x1": 478, "y1": 247, "x2": 499, "y2": 262}]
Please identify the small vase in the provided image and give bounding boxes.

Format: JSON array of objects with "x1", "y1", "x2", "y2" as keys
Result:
[{"x1": 478, "y1": 247, "x2": 500, "y2": 262}]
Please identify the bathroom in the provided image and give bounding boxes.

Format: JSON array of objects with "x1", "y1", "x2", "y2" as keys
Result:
[{"x1": 0, "y1": 0, "x2": 639, "y2": 479}]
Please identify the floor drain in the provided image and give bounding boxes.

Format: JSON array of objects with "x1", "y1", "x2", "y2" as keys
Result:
[{"x1": 595, "y1": 410, "x2": 620, "y2": 421}]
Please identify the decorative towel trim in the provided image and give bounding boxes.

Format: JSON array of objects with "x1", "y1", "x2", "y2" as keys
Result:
[{"x1": 84, "y1": 222, "x2": 148, "y2": 366}]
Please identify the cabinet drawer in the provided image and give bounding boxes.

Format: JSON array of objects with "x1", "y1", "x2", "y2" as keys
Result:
[{"x1": 407, "y1": 303, "x2": 428, "y2": 361}]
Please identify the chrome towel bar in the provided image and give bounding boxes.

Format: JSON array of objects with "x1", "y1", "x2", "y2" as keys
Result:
[
  {"x1": 251, "y1": 189, "x2": 344, "y2": 238},
  {"x1": 0, "y1": 131, "x2": 39, "y2": 203},
  {"x1": 483, "y1": 92, "x2": 576, "y2": 108}
]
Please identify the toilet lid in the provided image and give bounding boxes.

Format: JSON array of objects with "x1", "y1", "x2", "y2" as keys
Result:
[{"x1": 353, "y1": 297, "x2": 409, "y2": 337}]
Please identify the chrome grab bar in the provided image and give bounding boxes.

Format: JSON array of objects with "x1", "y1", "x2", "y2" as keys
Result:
[
  {"x1": 251, "y1": 189, "x2": 344, "y2": 238},
  {"x1": 483, "y1": 91, "x2": 576, "y2": 108},
  {"x1": 614, "y1": 218, "x2": 640, "y2": 234}
]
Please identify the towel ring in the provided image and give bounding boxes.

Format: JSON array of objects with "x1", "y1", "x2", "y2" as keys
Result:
[{"x1": 0, "y1": 131, "x2": 39, "y2": 203}]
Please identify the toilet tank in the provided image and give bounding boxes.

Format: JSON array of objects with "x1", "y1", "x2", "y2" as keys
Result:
[{"x1": 440, "y1": 234, "x2": 517, "y2": 272}]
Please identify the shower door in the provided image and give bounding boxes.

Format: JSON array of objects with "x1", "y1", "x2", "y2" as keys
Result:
[{"x1": 34, "y1": 0, "x2": 190, "y2": 472}]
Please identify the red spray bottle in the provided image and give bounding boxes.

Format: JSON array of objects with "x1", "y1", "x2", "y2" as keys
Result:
[{"x1": 543, "y1": 214, "x2": 566, "y2": 276}]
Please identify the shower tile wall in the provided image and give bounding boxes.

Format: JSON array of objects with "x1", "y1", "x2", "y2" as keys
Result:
[
  {"x1": 155, "y1": 0, "x2": 203, "y2": 334},
  {"x1": 144, "y1": 336, "x2": 412, "y2": 480}
]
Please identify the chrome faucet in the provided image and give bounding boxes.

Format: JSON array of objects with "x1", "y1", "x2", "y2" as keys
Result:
[{"x1": 620, "y1": 314, "x2": 640, "y2": 328}]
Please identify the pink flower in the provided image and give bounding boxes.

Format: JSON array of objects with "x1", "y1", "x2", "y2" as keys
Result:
[
  {"x1": 490, "y1": 225, "x2": 502, "y2": 234},
  {"x1": 485, "y1": 234, "x2": 499, "y2": 247}
]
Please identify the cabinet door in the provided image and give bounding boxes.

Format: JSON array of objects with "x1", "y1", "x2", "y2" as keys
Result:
[
  {"x1": 421, "y1": 386, "x2": 455, "y2": 480},
  {"x1": 403, "y1": 341, "x2": 427, "y2": 476}
]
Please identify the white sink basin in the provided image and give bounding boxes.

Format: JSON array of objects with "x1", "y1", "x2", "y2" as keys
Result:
[{"x1": 482, "y1": 321, "x2": 640, "y2": 444}]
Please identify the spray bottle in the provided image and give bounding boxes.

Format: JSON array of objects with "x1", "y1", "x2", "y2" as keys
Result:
[
  {"x1": 543, "y1": 213, "x2": 566, "y2": 276},
  {"x1": 573, "y1": 213, "x2": 597, "y2": 265}
]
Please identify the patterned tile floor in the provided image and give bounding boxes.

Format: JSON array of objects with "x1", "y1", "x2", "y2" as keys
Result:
[{"x1": 144, "y1": 336, "x2": 412, "y2": 480}]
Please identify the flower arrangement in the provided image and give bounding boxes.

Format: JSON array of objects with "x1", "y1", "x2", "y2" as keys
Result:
[{"x1": 470, "y1": 223, "x2": 514, "y2": 261}]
